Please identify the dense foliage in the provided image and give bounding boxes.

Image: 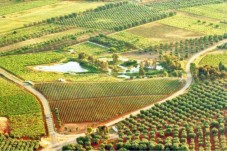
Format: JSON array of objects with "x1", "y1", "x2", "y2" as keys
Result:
[
  {"x1": 0, "y1": 134, "x2": 40, "y2": 150},
  {"x1": 90, "y1": 34, "x2": 137, "y2": 52}
]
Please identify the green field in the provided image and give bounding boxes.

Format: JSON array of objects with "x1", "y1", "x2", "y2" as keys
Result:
[
  {"x1": 110, "y1": 31, "x2": 155, "y2": 48},
  {"x1": 0, "y1": 51, "x2": 117, "y2": 82},
  {"x1": 68, "y1": 42, "x2": 108, "y2": 56},
  {"x1": 199, "y1": 51, "x2": 227, "y2": 67},
  {"x1": 0, "y1": 0, "x2": 59, "y2": 16},
  {"x1": 180, "y1": 3, "x2": 227, "y2": 21},
  {"x1": 158, "y1": 14, "x2": 227, "y2": 35},
  {"x1": 126, "y1": 22, "x2": 203, "y2": 44},
  {"x1": 0, "y1": 77, "x2": 45, "y2": 138},
  {"x1": 0, "y1": 1, "x2": 104, "y2": 33},
  {"x1": 35, "y1": 78, "x2": 184, "y2": 123}
]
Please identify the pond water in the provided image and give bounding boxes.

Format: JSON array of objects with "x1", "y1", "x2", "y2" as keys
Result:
[{"x1": 34, "y1": 61, "x2": 88, "y2": 73}]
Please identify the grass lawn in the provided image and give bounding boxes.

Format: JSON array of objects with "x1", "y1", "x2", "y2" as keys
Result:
[
  {"x1": 0, "y1": 76, "x2": 45, "y2": 138},
  {"x1": 35, "y1": 78, "x2": 184, "y2": 123},
  {"x1": 199, "y1": 50, "x2": 227, "y2": 67},
  {"x1": 158, "y1": 14, "x2": 227, "y2": 35},
  {"x1": 179, "y1": 3, "x2": 227, "y2": 21},
  {"x1": 0, "y1": 1, "x2": 104, "y2": 33},
  {"x1": 126, "y1": 22, "x2": 203, "y2": 43},
  {"x1": 0, "y1": 51, "x2": 117, "y2": 82}
]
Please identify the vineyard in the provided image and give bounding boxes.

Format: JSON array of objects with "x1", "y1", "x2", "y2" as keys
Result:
[
  {"x1": 0, "y1": 77, "x2": 45, "y2": 138},
  {"x1": 35, "y1": 79, "x2": 184, "y2": 123},
  {"x1": 64, "y1": 80, "x2": 227, "y2": 150},
  {"x1": 55, "y1": 2, "x2": 172, "y2": 30},
  {"x1": 199, "y1": 51, "x2": 227, "y2": 67}
]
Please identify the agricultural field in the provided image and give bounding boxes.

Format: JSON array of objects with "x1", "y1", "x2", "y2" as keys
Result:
[
  {"x1": 0, "y1": 1, "x2": 104, "y2": 33},
  {"x1": 64, "y1": 80, "x2": 227, "y2": 150},
  {"x1": 158, "y1": 14, "x2": 227, "y2": 35},
  {"x1": 126, "y1": 22, "x2": 203, "y2": 44},
  {"x1": 0, "y1": 76, "x2": 45, "y2": 138},
  {"x1": 199, "y1": 50, "x2": 227, "y2": 67},
  {"x1": 0, "y1": 0, "x2": 59, "y2": 16},
  {"x1": 68, "y1": 42, "x2": 108, "y2": 56},
  {"x1": 55, "y1": 2, "x2": 171, "y2": 30},
  {"x1": 110, "y1": 31, "x2": 155, "y2": 48},
  {"x1": 0, "y1": 51, "x2": 117, "y2": 82},
  {"x1": 179, "y1": 3, "x2": 227, "y2": 21},
  {"x1": 0, "y1": 27, "x2": 87, "y2": 53},
  {"x1": 0, "y1": 0, "x2": 227, "y2": 149},
  {"x1": 34, "y1": 79, "x2": 184, "y2": 123}
]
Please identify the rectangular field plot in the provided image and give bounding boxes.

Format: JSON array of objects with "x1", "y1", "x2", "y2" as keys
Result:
[
  {"x1": 158, "y1": 14, "x2": 227, "y2": 35},
  {"x1": 126, "y1": 22, "x2": 203, "y2": 43},
  {"x1": 110, "y1": 31, "x2": 157, "y2": 48},
  {"x1": 35, "y1": 79, "x2": 184, "y2": 123},
  {"x1": 68, "y1": 42, "x2": 108, "y2": 56},
  {"x1": 179, "y1": 3, "x2": 227, "y2": 21}
]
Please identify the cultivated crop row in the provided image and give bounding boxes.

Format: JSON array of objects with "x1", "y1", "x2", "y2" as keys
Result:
[
  {"x1": 35, "y1": 79, "x2": 183, "y2": 101},
  {"x1": 145, "y1": 0, "x2": 225, "y2": 11},
  {"x1": 55, "y1": 2, "x2": 173, "y2": 31}
]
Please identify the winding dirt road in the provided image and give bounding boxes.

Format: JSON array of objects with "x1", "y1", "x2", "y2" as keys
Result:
[{"x1": 0, "y1": 39, "x2": 226, "y2": 150}]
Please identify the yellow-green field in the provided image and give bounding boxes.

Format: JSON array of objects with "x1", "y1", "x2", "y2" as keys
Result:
[
  {"x1": 0, "y1": 76, "x2": 45, "y2": 138},
  {"x1": 126, "y1": 22, "x2": 203, "y2": 43},
  {"x1": 110, "y1": 31, "x2": 156, "y2": 48},
  {"x1": 199, "y1": 50, "x2": 227, "y2": 67},
  {"x1": 158, "y1": 14, "x2": 227, "y2": 35},
  {"x1": 179, "y1": 3, "x2": 227, "y2": 21},
  {"x1": 68, "y1": 42, "x2": 108, "y2": 56},
  {"x1": 0, "y1": 1, "x2": 104, "y2": 33}
]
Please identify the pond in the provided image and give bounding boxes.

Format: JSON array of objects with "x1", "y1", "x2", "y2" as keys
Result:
[{"x1": 34, "y1": 61, "x2": 88, "y2": 73}]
